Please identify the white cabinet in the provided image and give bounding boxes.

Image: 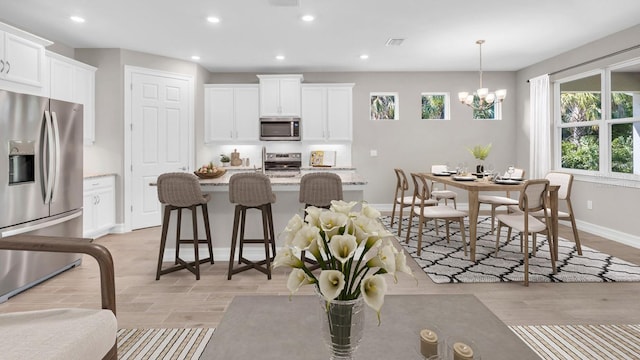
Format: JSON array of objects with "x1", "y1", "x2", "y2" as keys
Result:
[
  {"x1": 204, "y1": 84, "x2": 259, "y2": 142},
  {"x1": 302, "y1": 84, "x2": 353, "y2": 141},
  {"x1": 83, "y1": 175, "x2": 116, "y2": 239},
  {"x1": 47, "y1": 52, "x2": 97, "y2": 144},
  {"x1": 257, "y1": 74, "x2": 303, "y2": 117},
  {"x1": 0, "y1": 22, "x2": 51, "y2": 93}
]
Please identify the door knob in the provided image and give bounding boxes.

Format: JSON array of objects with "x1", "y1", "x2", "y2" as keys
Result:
[{"x1": 179, "y1": 166, "x2": 188, "y2": 171}]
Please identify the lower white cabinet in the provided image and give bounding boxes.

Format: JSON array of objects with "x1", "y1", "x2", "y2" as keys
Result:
[{"x1": 83, "y1": 175, "x2": 115, "y2": 239}]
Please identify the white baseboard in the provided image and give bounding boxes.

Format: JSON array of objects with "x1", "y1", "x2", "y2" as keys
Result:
[{"x1": 371, "y1": 203, "x2": 640, "y2": 250}]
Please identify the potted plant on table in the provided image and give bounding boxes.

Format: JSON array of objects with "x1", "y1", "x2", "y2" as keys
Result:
[
  {"x1": 220, "y1": 154, "x2": 230, "y2": 167},
  {"x1": 272, "y1": 200, "x2": 414, "y2": 359},
  {"x1": 467, "y1": 143, "x2": 492, "y2": 174}
]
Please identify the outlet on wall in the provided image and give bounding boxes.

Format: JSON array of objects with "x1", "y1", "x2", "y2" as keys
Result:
[
  {"x1": 370, "y1": 149, "x2": 378, "y2": 157},
  {"x1": 587, "y1": 200, "x2": 593, "y2": 210}
]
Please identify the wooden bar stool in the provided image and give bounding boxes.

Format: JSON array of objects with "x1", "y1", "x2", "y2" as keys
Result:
[
  {"x1": 155, "y1": 172, "x2": 214, "y2": 280},
  {"x1": 228, "y1": 173, "x2": 277, "y2": 280}
]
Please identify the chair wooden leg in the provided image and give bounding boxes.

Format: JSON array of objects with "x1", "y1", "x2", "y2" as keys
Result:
[
  {"x1": 391, "y1": 199, "x2": 398, "y2": 228},
  {"x1": 405, "y1": 210, "x2": 414, "y2": 244},
  {"x1": 532, "y1": 233, "x2": 537, "y2": 256},
  {"x1": 524, "y1": 232, "x2": 529, "y2": 287},
  {"x1": 175, "y1": 208, "x2": 182, "y2": 264},
  {"x1": 156, "y1": 206, "x2": 172, "y2": 280},
  {"x1": 202, "y1": 203, "x2": 214, "y2": 264},
  {"x1": 490, "y1": 205, "x2": 496, "y2": 234},
  {"x1": 460, "y1": 217, "x2": 467, "y2": 256},
  {"x1": 494, "y1": 222, "x2": 502, "y2": 256},
  {"x1": 569, "y1": 213, "x2": 582, "y2": 255},
  {"x1": 261, "y1": 205, "x2": 272, "y2": 280},
  {"x1": 228, "y1": 205, "x2": 241, "y2": 280},
  {"x1": 191, "y1": 205, "x2": 201, "y2": 280},
  {"x1": 238, "y1": 208, "x2": 247, "y2": 265},
  {"x1": 397, "y1": 204, "x2": 404, "y2": 236},
  {"x1": 416, "y1": 214, "x2": 425, "y2": 256},
  {"x1": 445, "y1": 220, "x2": 450, "y2": 243}
]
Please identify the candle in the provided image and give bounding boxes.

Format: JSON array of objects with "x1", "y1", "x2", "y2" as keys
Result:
[
  {"x1": 420, "y1": 328, "x2": 439, "y2": 357},
  {"x1": 452, "y1": 342, "x2": 474, "y2": 360}
]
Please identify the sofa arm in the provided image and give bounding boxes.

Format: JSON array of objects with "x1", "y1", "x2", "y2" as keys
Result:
[{"x1": 0, "y1": 235, "x2": 116, "y2": 315}]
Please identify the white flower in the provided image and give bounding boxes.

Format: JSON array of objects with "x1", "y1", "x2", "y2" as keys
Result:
[
  {"x1": 361, "y1": 275, "x2": 387, "y2": 324},
  {"x1": 328, "y1": 234, "x2": 358, "y2": 264},
  {"x1": 280, "y1": 214, "x2": 305, "y2": 246},
  {"x1": 361, "y1": 202, "x2": 381, "y2": 219},
  {"x1": 304, "y1": 206, "x2": 323, "y2": 227},
  {"x1": 330, "y1": 200, "x2": 358, "y2": 214},
  {"x1": 394, "y1": 250, "x2": 414, "y2": 280},
  {"x1": 291, "y1": 224, "x2": 322, "y2": 251},
  {"x1": 320, "y1": 210, "x2": 348, "y2": 238},
  {"x1": 287, "y1": 268, "x2": 314, "y2": 295},
  {"x1": 366, "y1": 241, "x2": 396, "y2": 274},
  {"x1": 319, "y1": 270, "x2": 346, "y2": 302},
  {"x1": 271, "y1": 247, "x2": 303, "y2": 269}
]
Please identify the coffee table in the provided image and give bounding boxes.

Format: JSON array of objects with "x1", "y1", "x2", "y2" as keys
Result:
[{"x1": 200, "y1": 294, "x2": 540, "y2": 359}]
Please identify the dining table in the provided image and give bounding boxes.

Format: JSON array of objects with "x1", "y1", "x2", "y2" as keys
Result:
[{"x1": 421, "y1": 173, "x2": 559, "y2": 263}]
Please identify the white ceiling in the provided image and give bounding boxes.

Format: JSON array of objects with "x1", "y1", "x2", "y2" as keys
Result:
[{"x1": 1, "y1": 0, "x2": 640, "y2": 73}]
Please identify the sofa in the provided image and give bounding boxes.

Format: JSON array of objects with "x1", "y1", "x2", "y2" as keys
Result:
[{"x1": 0, "y1": 235, "x2": 117, "y2": 360}]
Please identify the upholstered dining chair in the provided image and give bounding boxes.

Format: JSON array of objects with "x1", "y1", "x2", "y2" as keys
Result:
[
  {"x1": 530, "y1": 172, "x2": 582, "y2": 255},
  {"x1": 405, "y1": 173, "x2": 468, "y2": 256},
  {"x1": 495, "y1": 179, "x2": 557, "y2": 286},
  {"x1": 391, "y1": 168, "x2": 419, "y2": 236},
  {"x1": 0, "y1": 235, "x2": 117, "y2": 360},
  {"x1": 430, "y1": 164, "x2": 457, "y2": 208},
  {"x1": 478, "y1": 168, "x2": 526, "y2": 234}
]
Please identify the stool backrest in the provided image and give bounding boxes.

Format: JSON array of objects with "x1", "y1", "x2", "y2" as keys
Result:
[
  {"x1": 229, "y1": 173, "x2": 275, "y2": 207},
  {"x1": 299, "y1": 172, "x2": 343, "y2": 208},
  {"x1": 157, "y1": 172, "x2": 207, "y2": 207}
]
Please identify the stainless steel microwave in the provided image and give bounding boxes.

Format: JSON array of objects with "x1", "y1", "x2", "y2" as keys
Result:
[{"x1": 259, "y1": 117, "x2": 300, "y2": 141}]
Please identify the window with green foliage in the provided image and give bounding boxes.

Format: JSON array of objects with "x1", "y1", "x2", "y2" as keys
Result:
[
  {"x1": 472, "y1": 95, "x2": 502, "y2": 120},
  {"x1": 421, "y1": 93, "x2": 449, "y2": 120},
  {"x1": 555, "y1": 61, "x2": 640, "y2": 180}
]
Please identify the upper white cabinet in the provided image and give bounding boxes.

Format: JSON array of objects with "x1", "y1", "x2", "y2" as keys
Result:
[
  {"x1": 47, "y1": 52, "x2": 97, "y2": 144},
  {"x1": 204, "y1": 84, "x2": 259, "y2": 142},
  {"x1": 0, "y1": 22, "x2": 51, "y2": 93},
  {"x1": 257, "y1": 74, "x2": 303, "y2": 117},
  {"x1": 302, "y1": 84, "x2": 354, "y2": 141}
]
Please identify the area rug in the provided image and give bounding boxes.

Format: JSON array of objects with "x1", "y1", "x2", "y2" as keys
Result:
[
  {"x1": 510, "y1": 324, "x2": 640, "y2": 360},
  {"x1": 382, "y1": 215, "x2": 640, "y2": 283},
  {"x1": 117, "y1": 328, "x2": 214, "y2": 360}
]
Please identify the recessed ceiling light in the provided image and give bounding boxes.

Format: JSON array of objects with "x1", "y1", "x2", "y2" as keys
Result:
[
  {"x1": 207, "y1": 16, "x2": 220, "y2": 23},
  {"x1": 70, "y1": 16, "x2": 85, "y2": 23},
  {"x1": 360, "y1": 54, "x2": 369, "y2": 60},
  {"x1": 191, "y1": 55, "x2": 201, "y2": 60},
  {"x1": 301, "y1": 15, "x2": 315, "y2": 22},
  {"x1": 275, "y1": 55, "x2": 285, "y2": 61}
]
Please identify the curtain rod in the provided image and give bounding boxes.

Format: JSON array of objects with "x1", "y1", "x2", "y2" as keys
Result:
[{"x1": 527, "y1": 43, "x2": 640, "y2": 82}]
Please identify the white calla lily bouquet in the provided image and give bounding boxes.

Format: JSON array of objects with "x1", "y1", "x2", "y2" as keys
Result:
[{"x1": 272, "y1": 200, "x2": 414, "y2": 323}]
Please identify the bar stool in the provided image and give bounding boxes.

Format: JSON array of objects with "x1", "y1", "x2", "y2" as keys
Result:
[
  {"x1": 299, "y1": 172, "x2": 343, "y2": 269},
  {"x1": 228, "y1": 173, "x2": 277, "y2": 280},
  {"x1": 156, "y1": 172, "x2": 214, "y2": 280}
]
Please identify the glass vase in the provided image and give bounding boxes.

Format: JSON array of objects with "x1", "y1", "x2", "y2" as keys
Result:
[{"x1": 317, "y1": 294, "x2": 365, "y2": 360}]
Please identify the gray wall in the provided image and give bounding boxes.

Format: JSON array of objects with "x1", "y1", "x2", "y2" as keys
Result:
[{"x1": 516, "y1": 24, "x2": 640, "y2": 237}]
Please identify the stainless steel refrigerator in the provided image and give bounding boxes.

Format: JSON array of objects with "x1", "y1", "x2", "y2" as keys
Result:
[{"x1": 0, "y1": 89, "x2": 84, "y2": 303}]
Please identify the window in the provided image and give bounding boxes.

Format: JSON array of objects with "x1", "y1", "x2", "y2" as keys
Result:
[
  {"x1": 421, "y1": 93, "x2": 450, "y2": 120},
  {"x1": 472, "y1": 95, "x2": 502, "y2": 120},
  {"x1": 554, "y1": 60, "x2": 640, "y2": 182},
  {"x1": 370, "y1": 93, "x2": 399, "y2": 120}
]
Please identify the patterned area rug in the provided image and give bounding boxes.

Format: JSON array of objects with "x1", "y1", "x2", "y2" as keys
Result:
[
  {"x1": 382, "y1": 215, "x2": 640, "y2": 283},
  {"x1": 510, "y1": 324, "x2": 640, "y2": 360},
  {"x1": 117, "y1": 328, "x2": 214, "y2": 360}
]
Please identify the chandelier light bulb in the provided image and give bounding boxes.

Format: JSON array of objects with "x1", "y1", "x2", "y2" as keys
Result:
[{"x1": 476, "y1": 88, "x2": 489, "y2": 99}]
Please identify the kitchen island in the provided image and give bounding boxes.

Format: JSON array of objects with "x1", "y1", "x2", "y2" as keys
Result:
[{"x1": 158, "y1": 170, "x2": 367, "y2": 265}]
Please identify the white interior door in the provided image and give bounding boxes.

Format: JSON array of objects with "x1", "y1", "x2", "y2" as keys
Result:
[{"x1": 130, "y1": 72, "x2": 191, "y2": 230}]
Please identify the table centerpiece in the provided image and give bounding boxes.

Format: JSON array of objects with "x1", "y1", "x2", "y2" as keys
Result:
[{"x1": 272, "y1": 200, "x2": 414, "y2": 360}]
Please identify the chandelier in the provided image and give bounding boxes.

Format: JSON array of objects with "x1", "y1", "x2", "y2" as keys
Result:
[{"x1": 458, "y1": 40, "x2": 506, "y2": 111}]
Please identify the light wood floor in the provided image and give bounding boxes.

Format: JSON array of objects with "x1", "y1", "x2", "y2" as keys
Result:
[{"x1": 1, "y1": 217, "x2": 640, "y2": 329}]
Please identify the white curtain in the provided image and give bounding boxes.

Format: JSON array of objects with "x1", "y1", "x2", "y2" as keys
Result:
[{"x1": 529, "y1": 74, "x2": 551, "y2": 179}]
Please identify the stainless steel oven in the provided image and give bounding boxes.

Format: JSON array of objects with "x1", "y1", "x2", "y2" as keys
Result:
[
  {"x1": 264, "y1": 152, "x2": 302, "y2": 177},
  {"x1": 260, "y1": 117, "x2": 300, "y2": 141}
]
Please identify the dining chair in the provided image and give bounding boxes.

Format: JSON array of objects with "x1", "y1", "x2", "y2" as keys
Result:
[
  {"x1": 530, "y1": 172, "x2": 582, "y2": 255},
  {"x1": 430, "y1": 164, "x2": 458, "y2": 208},
  {"x1": 478, "y1": 168, "x2": 525, "y2": 234},
  {"x1": 495, "y1": 179, "x2": 557, "y2": 286},
  {"x1": 391, "y1": 168, "x2": 420, "y2": 236},
  {"x1": 405, "y1": 173, "x2": 468, "y2": 256}
]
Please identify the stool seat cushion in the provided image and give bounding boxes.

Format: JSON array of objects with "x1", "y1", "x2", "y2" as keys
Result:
[{"x1": 0, "y1": 308, "x2": 117, "y2": 360}]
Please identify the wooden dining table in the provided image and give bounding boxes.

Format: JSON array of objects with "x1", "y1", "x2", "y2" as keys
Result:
[{"x1": 421, "y1": 173, "x2": 559, "y2": 262}]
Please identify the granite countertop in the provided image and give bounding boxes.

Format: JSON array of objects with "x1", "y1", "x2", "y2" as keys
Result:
[
  {"x1": 197, "y1": 171, "x2": 367, "y2": 188},
  {"x1": 83, "y1": 173, "x2": 117, "y2": 179}
]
